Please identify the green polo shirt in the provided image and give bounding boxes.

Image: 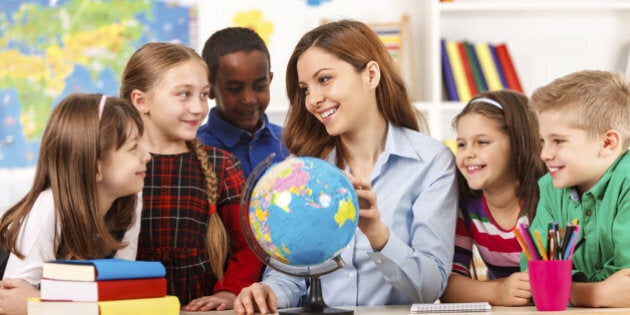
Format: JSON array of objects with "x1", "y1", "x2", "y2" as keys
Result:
[{"x1": 520, "y1": 150, "x2": 630, "y2": 282}]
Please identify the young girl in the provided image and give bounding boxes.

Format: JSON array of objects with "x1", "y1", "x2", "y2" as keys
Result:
[
  {"x1": 120, "y1": 42, "x2": 261, "y2": 311},
  {"x1": 0, "y1": 93, "x2": 150, "y2": 314},
  {"x1": 234, "y1": 19, "x2": 458, "y2": 315},
  {"x1": 440, "y1": 90, "x2": 545, "y2": 305}
]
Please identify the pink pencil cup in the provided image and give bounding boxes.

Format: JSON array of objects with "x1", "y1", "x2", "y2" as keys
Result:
[{"x1": 528, "y1": 259, "x2": 572, "y2": 311}]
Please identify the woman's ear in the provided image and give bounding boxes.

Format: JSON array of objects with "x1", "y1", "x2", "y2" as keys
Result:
[
  {"x1": 364, "y1": 60, "x2": 381, "y2": 89},
  {"x1": 96, "y1": 161, "x2": 103, "y2": 183},
  {"x1": 130, "y1": 89, "x2": 148, "y2": 115}
]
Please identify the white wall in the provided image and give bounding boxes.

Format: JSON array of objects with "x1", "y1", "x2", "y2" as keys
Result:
[{"x1": 196, "y1": 0, "x2": 424, "y2": 126}]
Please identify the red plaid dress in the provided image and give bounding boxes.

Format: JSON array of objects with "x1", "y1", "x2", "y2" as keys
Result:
[{"x1": 137, "y1": 146, "x2": 261, "y2": 305}]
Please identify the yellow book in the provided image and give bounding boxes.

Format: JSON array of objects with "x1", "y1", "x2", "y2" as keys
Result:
[
  {"x1": 28, "y1": 296, "x2": 180, "y2": 315},
  {"x1": 445, "y1": 40, "x2": 472, "y2": 102},
  {"x1": 474, "y1": 42, "x2": 503, "y2": 91}
]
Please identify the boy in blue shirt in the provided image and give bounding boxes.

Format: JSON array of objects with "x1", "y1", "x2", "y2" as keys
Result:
[
  {"x1": 197, "y1": 27, "x2": 289, "y2": 179},
  {"x1": 521, "y1": 70, "x2": 630, "y2": 307}
]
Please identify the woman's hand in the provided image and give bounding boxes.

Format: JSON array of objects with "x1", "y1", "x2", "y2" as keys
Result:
[
  {"x1": 345, "y1": 172, "x2": 389, "y2": 251},
  {"x1": 233, "y1": 282, "x2": 277, "y2": 315}
]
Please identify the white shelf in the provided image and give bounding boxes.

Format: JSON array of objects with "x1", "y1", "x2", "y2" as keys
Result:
[
  {"x1": 417, "y1": 0, "x2": 630, "y2": 141},
  {"x1": 440, "y1": 0, "x2": 630, "y2": 12}
]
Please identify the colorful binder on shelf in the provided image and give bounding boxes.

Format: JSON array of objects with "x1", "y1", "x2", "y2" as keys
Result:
[
  {"x1": 489, "y1": 43, "x2": 508, "y2": 89},
  {"x1": 463, "y1": 40, "x2": 488, "y2": 94},
  {"x1": 446, "y1": 39, "x2": 472, "y2": 101},
  {"x1": 457, "y1": 41, "x2": 479, "y2": 97},
  {"x1": 440, "y1": 39, "x2": 459, "y2": 101},
  {"x1": 474, "y1": 42, "x2": 503, "y2": 91},
  {"x1": 494, "y1": 42, "x2": 524, "y2": 93}
]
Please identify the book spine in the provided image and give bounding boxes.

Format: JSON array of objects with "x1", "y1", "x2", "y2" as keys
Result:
[
  {"x1": 93, "y1": 259, "x2": 166, "y2": 280},
  {"x1": 494, "y1": 42, "x2": 524, "y2": 93},
  {"x1": 457, "y1": 41, "x2": 479, "y2": 97},
  {"x1": 446, "y1": 40, "x2": 472, "y2": 102},
  {"x1": 99, "y1": 296, "x2": 180, "y2": 315},
  {"x1": 440, "y1": 39, "x2": 459, "y2": 101},
  {"x1": 489, "y1": 43, "x2": 508, "y2": 89},
  {"x1": 464, "y1": 40, "x2": 488, "y2": 93},
  {"x1": 98, "y1": 277, "x2": 167, "y2": 301},
  {"x1": 474, "y1": 42, "x2": 503, "y2": 91}
]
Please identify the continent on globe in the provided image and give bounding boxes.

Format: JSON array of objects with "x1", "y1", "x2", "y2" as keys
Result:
[{"x1": 249, "y1": 156, "x2": 359, "y2": 266}]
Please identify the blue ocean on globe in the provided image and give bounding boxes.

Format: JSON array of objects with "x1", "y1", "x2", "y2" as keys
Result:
[{"x1": 249, "y1": 156, "x2": 359, "y2": 266}]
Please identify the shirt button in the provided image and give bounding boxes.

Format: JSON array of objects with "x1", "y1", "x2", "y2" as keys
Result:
[
  {"x1": 375, "y1": 258, "x2": 383, "y2": 264},
  {"x1": 348, "y1": 272, "x2": 354, "y2": 278},
  {"x1": 585, "y1": 210, "x2": 592, "y2": 216}
]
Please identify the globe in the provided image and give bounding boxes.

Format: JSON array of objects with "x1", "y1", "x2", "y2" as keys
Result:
[{"x1": 240, "y1": 155, "x2": 359, "y2": 315}]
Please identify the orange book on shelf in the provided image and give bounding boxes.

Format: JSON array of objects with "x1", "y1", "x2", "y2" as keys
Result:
[
  {"x1": 457, "y1": 41, "x2": 479, "y2": 97},
  {"x1": 445, "y1": 40, "x2": 472, "y2": 102},
  {"x1": 474, "y1": 42, "x2": 503, "y2": 91},
  {"x1": 494, "y1": 42, "x2": 524, "y2": 93}
]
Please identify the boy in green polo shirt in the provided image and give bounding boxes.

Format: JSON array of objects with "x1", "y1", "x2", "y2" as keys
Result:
[{"x1": 521, "y1": 70, "x2": 630, "y2": 307}]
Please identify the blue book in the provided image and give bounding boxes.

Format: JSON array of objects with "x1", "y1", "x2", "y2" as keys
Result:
[
  {"x1": 42, "y1": 258, "x2": 166, "y2": 281},
  {"x1": 489, "y1": 43, "x2": 508, "y2": 89},
  {"x1": 441, "y1": 39, "x2": 459, "y2": 101}
]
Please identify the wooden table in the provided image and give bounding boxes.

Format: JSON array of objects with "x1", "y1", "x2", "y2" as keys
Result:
[{"x1": 181, "y1": 304, "x2": 630, "y2": 314}]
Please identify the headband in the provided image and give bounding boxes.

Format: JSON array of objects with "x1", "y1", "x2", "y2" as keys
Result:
[
  {"x1": 98, "y1": 95, "x2": 107, "y2": 120},
  {"x1": 470, "y1": 97, "x2": 503, "y2": 110}
]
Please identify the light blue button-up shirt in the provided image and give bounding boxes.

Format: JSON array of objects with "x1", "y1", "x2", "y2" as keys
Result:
[{"x1": 262, "y1": 124, "x2": 458, "y2": 308}]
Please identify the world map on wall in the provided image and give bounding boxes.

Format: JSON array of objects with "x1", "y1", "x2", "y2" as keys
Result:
[{"x1": 0, "y1": 0, "x2": 195, "y2": 167}]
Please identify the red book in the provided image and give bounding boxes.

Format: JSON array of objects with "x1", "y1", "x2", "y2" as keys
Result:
[
  {"x1": 494, "y1": 43, "x2": 524, "y2": 93},
  {"x1": 40, "y1": 277, "x2": 167, "y2": 302},
  {"x1": 457, "y1": 41, "x2": 479, "y2": 97}
]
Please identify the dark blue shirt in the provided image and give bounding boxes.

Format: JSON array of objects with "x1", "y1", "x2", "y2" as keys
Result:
[{"x1": 197, "y1": 108, "x2": 289, "y2": 180}]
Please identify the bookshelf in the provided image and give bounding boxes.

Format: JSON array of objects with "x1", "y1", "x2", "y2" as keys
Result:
[{"x1": 419, "y1": 0, "x2": 630, "y2": 141}]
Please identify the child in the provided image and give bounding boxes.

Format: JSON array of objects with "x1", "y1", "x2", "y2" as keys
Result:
[
  {"x1": 0, "y1": 93, "x2": 149, "y2": 314},
  {"x1": 197, "y1": 27, "x2": 289, "y2": 179},
  {"x1": 440, "y1": 90, "x2": 545, "y2": 305},
  {"x1": 233, "y1": 19, "x2": 458, "y2": 315},
  {"x1": 120, "y1": 42, "x2": 261, "y2": 311},
  {"x1": 521, "y1": 70, "x2": 630, "y2": 307}
]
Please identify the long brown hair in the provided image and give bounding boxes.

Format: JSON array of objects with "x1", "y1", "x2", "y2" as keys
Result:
[
  {"x1": 282, "y1": 19, "x2": 427, "y2": 167},
  {"x1": 0, "y1": 93, "x2": 141, "y2": 259},
  {"x1": 120, "y1": 42, "x2": 228, "y2": 279},
  {"x1": 452, "y1": 90, "x2": 545, "y2": 220}
]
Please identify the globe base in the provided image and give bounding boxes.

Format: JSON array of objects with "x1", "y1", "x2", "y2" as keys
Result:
[{"x1": 280, "y1": 275, "x2": 353, "y2": 315}]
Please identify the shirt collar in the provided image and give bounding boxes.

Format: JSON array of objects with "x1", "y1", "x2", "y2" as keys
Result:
[
  {"x1": 577, "y1": 149, "x2": 630, "y2": 201},
  {"x1": 328, "y1": 123, "x2": 421, "y2": 179},
  {"x1": 206, "y1": 107, "x2": 276, "y2": 147}
]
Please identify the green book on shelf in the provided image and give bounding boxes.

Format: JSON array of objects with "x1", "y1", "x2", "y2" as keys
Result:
[{"x1": 463, "y1": 40, "x2": 488, "y2": 94}]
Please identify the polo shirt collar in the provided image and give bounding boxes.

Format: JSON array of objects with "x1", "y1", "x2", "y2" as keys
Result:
[{"x1": 206, "y1": 107, "x2": 274, "y2": 147}]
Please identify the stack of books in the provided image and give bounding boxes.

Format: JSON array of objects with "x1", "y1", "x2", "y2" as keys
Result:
[
  {"x1": 441, "y1": 38, "x2": 524, "y2": 102},
  {"x1": 28, "y1": 258, "x2": 179, "y2": 315}
]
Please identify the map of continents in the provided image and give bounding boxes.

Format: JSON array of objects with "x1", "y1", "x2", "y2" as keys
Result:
[{"x1": 0, "y1": 0, "x2": 195, "y2": 167}]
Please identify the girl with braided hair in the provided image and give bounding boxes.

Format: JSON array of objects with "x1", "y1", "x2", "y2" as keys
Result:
[{"x1": 120, "y1": 42, "x2": 260, "y2": 311}]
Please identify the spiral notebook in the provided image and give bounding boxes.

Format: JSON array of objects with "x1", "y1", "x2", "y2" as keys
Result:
[{"x1": 410, "y1": 302, "x2": 491, "y2": 313}]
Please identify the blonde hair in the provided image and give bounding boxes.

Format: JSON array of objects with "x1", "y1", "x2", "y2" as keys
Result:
[
  {"x1": 120, "y1": 42, "x2": 228, "y2": 279},
  {"x1": 530, "y1": 70, "x2": 630, "y2": 148},
  {"x1": 0, "y1": 94, "x2": 141, "y2": 259}
]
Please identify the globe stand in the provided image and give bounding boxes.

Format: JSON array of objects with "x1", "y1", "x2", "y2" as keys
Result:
[
  {"x1": 280, "y1": 275, "x2": 353, "y2": 315},
  {"x1": 240, "y1": 154, "x2": 357, "y2": 315}
]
